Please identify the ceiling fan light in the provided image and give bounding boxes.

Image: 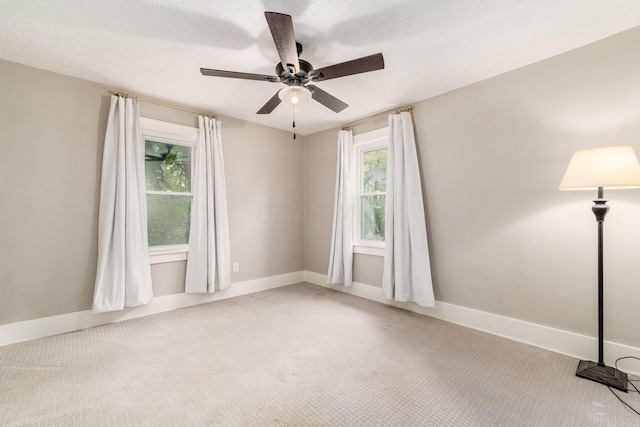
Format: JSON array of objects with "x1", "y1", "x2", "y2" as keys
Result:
[{"x1": 278, "y1": 85, "x2": 312, "y2": 109}]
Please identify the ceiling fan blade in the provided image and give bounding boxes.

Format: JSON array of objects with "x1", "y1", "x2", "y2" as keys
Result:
[
  {"x1": 200, "y1": 68, "x2": 280, "y2": 82},
  {"x1": 264, "y1": 12, "x2": 300, "y2": 74},
  {"x1": 311, "y1": 53, "x2": 384, "y2": 82},
  {"x1": 307, "y1": 85, "x2": 348, "y2": 113},
  {"x1": 257, "y1": 90, "x2": 282, "y2": 114}
]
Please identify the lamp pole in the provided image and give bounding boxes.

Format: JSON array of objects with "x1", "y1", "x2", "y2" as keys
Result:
[
  {"x1": 574, "y1": 185, "x2": 627, "y2": 391},
  {"x1": 592, "y1": 186, "x2": 608, "y2": 366}
]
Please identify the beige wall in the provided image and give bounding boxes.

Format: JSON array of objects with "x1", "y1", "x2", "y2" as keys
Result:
[
  {"x1": 0, "y1": 59, "x2": 303, "y2": 325},
  {"x1": 304, "y1": 27, "x2": 640, "y2": 348},
  {"x1": 303, "y1": 128, "x2": 336, "y2": 276}
]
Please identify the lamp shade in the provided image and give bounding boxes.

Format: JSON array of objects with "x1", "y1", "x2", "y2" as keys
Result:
[{"x1": 559, "y1": 146, "x2": 640, "y2": 190}]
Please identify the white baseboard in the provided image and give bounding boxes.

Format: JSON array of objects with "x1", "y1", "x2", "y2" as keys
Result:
[
  {"x1": 0, "y1": 271, "x2": 304, "y2": 347},
  {"x1": 304, "y1": 270, "x2": 640, "y2": 377}
]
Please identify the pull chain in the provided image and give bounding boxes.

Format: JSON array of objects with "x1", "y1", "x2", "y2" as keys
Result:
[{"x1": 292, "y1": 104, "x2": 296, "y2": 140}]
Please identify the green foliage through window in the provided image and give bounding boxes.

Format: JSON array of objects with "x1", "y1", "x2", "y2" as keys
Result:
[
  {"x1": 144, "y1": 140, "x2": 192, "y2": 246},
  {"x1": 360, "y1": 148, "x2": 387, "y2": 241},
  {"x1": 362, "y1": 148, "x2": 387, "y2": 193}
]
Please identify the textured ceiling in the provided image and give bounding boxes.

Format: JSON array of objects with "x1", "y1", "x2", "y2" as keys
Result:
[{"x1": 1, "y1": 0, "x2": 640, "y2": 135}]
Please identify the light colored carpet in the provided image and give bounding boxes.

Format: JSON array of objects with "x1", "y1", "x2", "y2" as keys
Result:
[{"x1": 1, "y1": 283, "x2": 639, "y2": 426}]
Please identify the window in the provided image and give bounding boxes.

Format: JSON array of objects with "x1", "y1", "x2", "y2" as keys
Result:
[
  {"x1": 145, "y1": 141, "x2": 192, "y2": 245},
  {"x1": 140, "y1": 118, "x2": 198, "y2": 264},
  {"x1": 354, "y1": 127, "x2": 388, "y2": 256}
]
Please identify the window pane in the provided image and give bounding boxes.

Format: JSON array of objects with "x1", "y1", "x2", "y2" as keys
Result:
[
  {"x1": 361, "y1": 195, "x2": 385, "y2": 241},
  {"x1": 147, "y1": 194, "x2": 192, "y2": 246},
  {"x1": 145, "y1": 140, "x2": 191, "y2": 192},
  {"x1": 362, "y1": 148, "x2": 387, "y2": 193}
]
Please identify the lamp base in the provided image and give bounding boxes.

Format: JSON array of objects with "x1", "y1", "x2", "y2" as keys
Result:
[{"x1": 576, "y1": 360, "x2": 627, "y2": 392}]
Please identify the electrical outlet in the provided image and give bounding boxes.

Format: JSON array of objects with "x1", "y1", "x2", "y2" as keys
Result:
[{"x1": 232, "y1": 262, "x2": 239, "y2": 273}]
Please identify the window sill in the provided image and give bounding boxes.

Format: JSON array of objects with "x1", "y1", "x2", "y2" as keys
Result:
[
  {"x1": 149, "y1": 245, "x2": 189, "y2": 264},
  {"x1": 353, "y1": 245, "x2": 385, "y2": 257}
]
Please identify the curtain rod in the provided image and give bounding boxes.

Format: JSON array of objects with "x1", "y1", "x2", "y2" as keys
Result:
[
  {"x1": 341, "y1": 106, "x2": 413, "y2": 131},
  {"x1": 111, "y1": 91, "x2": 217, "y2": 119}
]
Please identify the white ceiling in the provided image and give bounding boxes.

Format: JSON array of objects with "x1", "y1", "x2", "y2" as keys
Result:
[{"x1": 1, "y1": 0, "x2": 640, "y2": 135}]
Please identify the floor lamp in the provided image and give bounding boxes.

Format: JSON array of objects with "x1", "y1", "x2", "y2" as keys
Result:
[{"x1": 560, "y1": 145, "x2": 640, "y2": 392}]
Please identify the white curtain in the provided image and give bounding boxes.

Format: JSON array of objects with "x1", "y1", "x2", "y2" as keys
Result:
[
  {"x1": 327, "y1": 129, "x2": 354, "y2": 285},
  {"x1": 382, "y1": 112, "x2": 435, "y2": 307},
  {"x1": 185, "y1": 116, "x2": 231, "y2": 293},
  {"x1": 93, "y1": 95, "x2": 153, "y2": 313}
]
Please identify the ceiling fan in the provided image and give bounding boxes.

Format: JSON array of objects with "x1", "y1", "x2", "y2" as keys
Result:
[{"x1": 200, "y1": 12, "x2": 385, "y2": 115}]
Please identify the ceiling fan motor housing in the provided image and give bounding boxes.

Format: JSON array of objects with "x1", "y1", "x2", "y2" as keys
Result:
[{"x1": 276, "y1": 57, "x2": 318, "y2": 86}]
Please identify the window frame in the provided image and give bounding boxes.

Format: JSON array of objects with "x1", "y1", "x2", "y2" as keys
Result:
[
  {"x1": 140, "y1": 117, "x2": 198, "y2": 264},
  {"x1": 353, "y1": 127, "x2": 389, "y2": 257}
]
